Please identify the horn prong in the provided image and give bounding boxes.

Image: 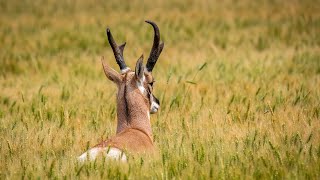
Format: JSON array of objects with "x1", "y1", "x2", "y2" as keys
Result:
[{"x1": 106, "y1": 28, "x2": 128, "y2": 71}]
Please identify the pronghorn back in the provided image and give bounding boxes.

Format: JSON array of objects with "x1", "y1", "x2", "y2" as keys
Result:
[{"x1": 95, "y1": 128, "x2": 154, "y2": 152}]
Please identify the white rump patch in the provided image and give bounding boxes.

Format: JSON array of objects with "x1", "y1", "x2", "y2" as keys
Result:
[
  {"x1": 78, "y1": 147, "x2": 127, "y2": 163},
  {"x1": 78, "y1": 147, "x2": 101, "y2": 163},
  {"x1": 104, "y1": 147, "x2": 127, "y2": 162}
]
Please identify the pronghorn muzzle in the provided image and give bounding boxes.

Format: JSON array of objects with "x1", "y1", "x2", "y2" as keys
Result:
[{"x1": 150, "y1": 95, "x2": 160, "y2": 114}]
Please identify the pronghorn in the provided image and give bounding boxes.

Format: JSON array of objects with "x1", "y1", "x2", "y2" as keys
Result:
[{"x1": 78, "y1": 21, "x2": 164, "y2": 162}]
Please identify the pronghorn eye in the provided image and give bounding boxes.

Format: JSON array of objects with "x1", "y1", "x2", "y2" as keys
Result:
[{"x1": 149, "y1": 80, "x2": 155, "y2": 86}]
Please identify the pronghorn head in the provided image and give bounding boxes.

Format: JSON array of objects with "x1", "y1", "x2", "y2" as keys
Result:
[{"x1": 101, "y1": 21, "x2": 164, "y2": 115}]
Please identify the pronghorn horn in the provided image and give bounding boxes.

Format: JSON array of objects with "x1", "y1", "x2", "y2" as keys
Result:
[
  {"x1": 106, "y1": 28, "x2": 128, "y2": 72},
  {"x1": 145, "y1": 20, "x2": 164, "y2": 72}
]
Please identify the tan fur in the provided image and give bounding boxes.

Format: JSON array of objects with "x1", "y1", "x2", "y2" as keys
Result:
[
  {"x1": 95, "y1": 128, "x2": 153, "y2": 153},
  {"x1": 115, "y1": 72, "x2": 153, "y2": 136},
  {"x1": 97, "y1": 70, "x2": 155, "y2": 153}
]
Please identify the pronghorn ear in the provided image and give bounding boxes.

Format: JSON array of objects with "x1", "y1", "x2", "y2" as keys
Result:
[
  {"x1": 101, "y1": 56, "x2": 122, "y2": 85},
  {"x1": 135, "y1": 55, "x2": 144, "y2": 82}
]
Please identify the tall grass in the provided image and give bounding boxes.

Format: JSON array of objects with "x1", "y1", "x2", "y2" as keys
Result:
[{"x1": 0, "y1": 0, "x2": 319, "y2": 178}]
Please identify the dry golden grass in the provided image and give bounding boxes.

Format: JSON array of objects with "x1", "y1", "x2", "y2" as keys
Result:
[{"x1": 0, "y1": 0, "x2": 319, "y2": 178}]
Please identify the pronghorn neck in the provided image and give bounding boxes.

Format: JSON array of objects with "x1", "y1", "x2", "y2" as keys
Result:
[{"x1": 115, "y1": 73, "x2": 152, "y2": 139}]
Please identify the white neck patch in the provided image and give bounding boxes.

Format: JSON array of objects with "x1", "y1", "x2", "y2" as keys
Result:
[
  {"x1": 121, "y1": 67, "x2": 131, "y2": 74},
  {"x1": 136, "y1": 75, "x2": 146, "y2": 94}
]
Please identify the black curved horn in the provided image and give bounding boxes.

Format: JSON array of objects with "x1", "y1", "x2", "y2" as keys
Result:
[
  {"x1": 106, "y1": 28, "x2": 128, "y2": 71},
  {"x1": 145, "y1": 21, "x2": 164, "y2": 72}
]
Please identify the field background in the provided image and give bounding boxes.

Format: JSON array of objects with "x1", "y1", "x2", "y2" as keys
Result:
[{"x1": 1, "y1": 0, "x2": 320, "y2": 179}]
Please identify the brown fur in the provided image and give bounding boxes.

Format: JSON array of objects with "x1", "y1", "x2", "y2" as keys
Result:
[
  {"x1": 95, "y1": 128, "x2": 154, "y2": 153},
  {"x1": 99, "y1": 63, "x2": 156, "y2": 153},
  {"x1": 115, "y1": 72, "x2": 153, "y2": 137}
]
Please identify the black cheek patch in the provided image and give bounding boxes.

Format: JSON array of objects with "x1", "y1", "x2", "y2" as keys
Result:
[
  {"x1": 146, "y1": 86, "x2": 151, "y2": 99},
  {"x1": 154, "y1": 95, "x2": 160, "y2": 106}
]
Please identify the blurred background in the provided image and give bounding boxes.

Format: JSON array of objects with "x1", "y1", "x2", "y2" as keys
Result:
[
  {"x1": 1, "y1": 0, "x2": 319, "y2": 75},
  {"x1": 0, "y1": 0, "x2": 319, "y2": 178}
]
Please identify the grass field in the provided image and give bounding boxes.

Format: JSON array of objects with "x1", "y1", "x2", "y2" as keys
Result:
[{"x1": 1, "y1": 0, "x2": 320, "y2": 179}]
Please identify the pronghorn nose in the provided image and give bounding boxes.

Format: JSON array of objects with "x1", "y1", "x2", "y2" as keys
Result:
[{"x1": 150, "y1": 95, "x2": 160, "y2": 114}]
